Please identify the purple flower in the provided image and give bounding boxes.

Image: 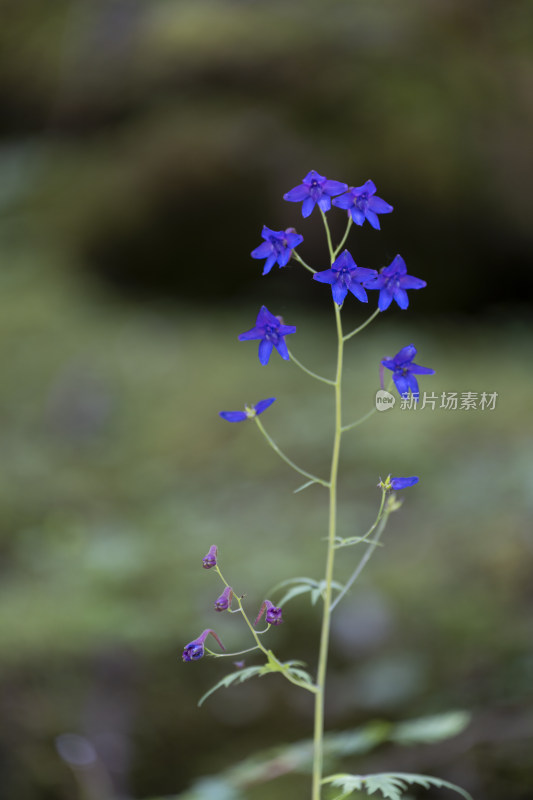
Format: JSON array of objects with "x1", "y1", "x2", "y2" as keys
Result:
[
  {"x1": 313, "y1": 250, "x2": 378, "y2": 306},
  {"x1": 251, "y1": 226, "x2": 304, "y2": 275},
  {"x1": 391, "y1": 476, "x2": 419, "y2": 490},
  {"x1": 381, "y1": 344, "x2": 435, "y2": 399},
  {"x1": 202, "y1": 545, "x2": 218, "y2": 569},
  {"x1": 182, "y1": 629, "x2": 225, "y2": 662},
  {"x1": 283, "y1": 170, "x2": 348, "y2": 218},
  {"x1": 219, "y1": 398, "x2": 276, "y2": 423},
  {"x1": 332, "y1": 180, "x2": 393, "y2": 230},
  {"x1": 214, "y1": 586, "x2": 234, "y2": 612},
  {"x1": 255, "y1": 600, "x2": 283, "y2": 627},
  {"x1": 238, "y1": 306, "x2": 296, "y2": 365},
  {"x1": 365, "y1": 255, "x2": 426, "y2": 311}
]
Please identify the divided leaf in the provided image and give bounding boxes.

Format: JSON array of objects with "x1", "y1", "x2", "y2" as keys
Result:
[
  {"x1": 198, "y1": 666, "x2": 266, "y2": 707},
  {"x1": 323, "y1": 772, "x2": 473, "y2": 800}
]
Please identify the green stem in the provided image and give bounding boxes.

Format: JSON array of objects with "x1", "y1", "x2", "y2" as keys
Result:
[
  {"x1": 320, "y1": 208, "x2": 335, "y2": 262},
  {"x1": 312, "y1": 298, "x2": 344, "y2": 800},
  {"x1": 254, "y1": 417, "x2": 329, "y2": 487},
  {"x1": 330, "y1": 509, "x2": 389, "y2": 612},
  {"x1": 205, "y1": 644, "x2": 261, "y2": 658},
  {"x1": 292, "y1": 250, "x2": 316, "y2": 274},
  {"x1": 289, "y1": 350, "x2": 335, "y2": 386},
  {"x1": 343, "y1": 308, "x2": 380, "y2": 341},
  {"x1": 333, "y1": 216, "x2": 353, "y2": 258},
  {"x1": 341, "y1": 406, "x2": 377, "y2": 432},
  {"x1": 333, "y1": 489, "x2": 387, "y2": 549}
]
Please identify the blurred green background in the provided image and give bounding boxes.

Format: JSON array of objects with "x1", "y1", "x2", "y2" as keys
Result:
[{"x1": 1, "y1": 1, "x2": 532, "y2": 799}]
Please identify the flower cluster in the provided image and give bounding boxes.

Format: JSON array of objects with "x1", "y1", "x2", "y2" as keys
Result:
[{"x1": 183, "y1": 547, "x2": 284, "y2": 663}]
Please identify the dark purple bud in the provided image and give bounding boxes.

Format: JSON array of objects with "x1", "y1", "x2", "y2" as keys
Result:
[
  {"x1": 214, "y1": 586, "x2": 233, "y2": 612},
  {"x1": 255, "y1": 599, "x2": 283, "y2": 627},
  {"x1": 202, "y1": 545, "x2": 218, "y2": 569},
  {"x1": 182, "y1": 628, "x2": 225, "y2": 662}
]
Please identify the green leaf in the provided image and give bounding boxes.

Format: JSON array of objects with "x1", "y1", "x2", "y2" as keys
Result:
[
  {"x1": 277, "y1": 583, "x2": 315, "y2": 606},
  {"x1": 198, "y1": 666, "x2": 267, "y2": 707},
  {"x1": 391, "y1": 711, "x2": 471, "y2": 745},
  {"x1": 323, "y1": 772, "x2": 473, "y2": 800}
]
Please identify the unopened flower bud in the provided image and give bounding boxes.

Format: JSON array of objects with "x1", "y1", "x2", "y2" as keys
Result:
[
  {"x1": 202, "y1": 545, "x2": 218, "y2": 569},
  {"x1": 182, "y1": 629, "x2": 225, "y2": 662},
  {"x1": 255, "y1": 599, "x2": 283, "y2": 627},
  {"x1": 214, "y1": 586, "x2": 233, "y2": 612}
]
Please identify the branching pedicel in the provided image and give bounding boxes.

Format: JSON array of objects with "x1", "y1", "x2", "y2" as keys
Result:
[{"x1": 182, "y1": 170, "x2": 471, "y2": 800}]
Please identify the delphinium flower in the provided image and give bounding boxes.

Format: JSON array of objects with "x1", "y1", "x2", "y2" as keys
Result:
[
  {"x1": 313, "y1": 250, "x2": 378, "y2": 306},
  {"x1": 379, "y1": 475, "x2": 419, "y2": 491},
  {"x1": 251, "y1": 226, "x2": 304, "y2": 275},
  {"x1": 219, "y1": 398, "x2": 276, "y2": 423},
  {"x1": 238, "y1": 306, "x2": 296, "y2": 365},
  {"x1": 365, "y1": 255, "x2": 426, "y2": 311},
  {"x1": 283, "y1": 170, "x2": 348, "y2": 218},
  {"x1": 202, "y1": 545, "x2": 218, "y2": 569},
  {"x1": 381, "y1": 344, "x2": 435, "y2": 399},
  {"x1": 332, "y1": 179, "x2": 393, "y2": 229},
  {"x1": 254, "y1": 600, "x2": 283, "y2": 627},
  {"x1": 182, "y1": 629, "x2": 225, "y2": 662},
  {"x1": 214, "y1": 586, "x2": 234, "y2": 612}
]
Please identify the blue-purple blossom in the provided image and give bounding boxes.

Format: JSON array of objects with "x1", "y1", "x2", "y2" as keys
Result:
[
  {"x1": 219, "y1": 398, "x2": 276, "y2": 423},
  {"x1": 283, "y1": 170, "x2": 348, "y2": 218},
  {"x1": 214, "y1": 586, "x2": 234, "y2": 612},
  {"x1": 313, "y1": 250, "x2": 378, "y2": 306},
  {"x1": 202, "y1": 545, "x2": 218, "y2": 569},
  {"x1": 238, "y1": 306, "x2": 296, "y2": 365},
  {"x1": 255, "y1": 600, "x2": 283, "y2": 627},
  {"x1": 251, "y1": 226, "x2": 304, "y2": 275},
  {"x1": 391, "y1": 476, "x2": 419, "y2": 490},
  {"x1": 332, "y1": 180, "x2": 393, "y2": 229},
  {"x1": 365, "y1": 255, "x2": 426, "y2": 311},
  {"x1": 381, "y1": 344, "x2": 435, "y2": 399},
  {"x1": 182, "y1": 629, "x2": 225, "y2": 662}
]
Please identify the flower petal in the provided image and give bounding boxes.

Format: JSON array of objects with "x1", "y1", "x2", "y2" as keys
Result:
[
  {"x1": 394, "y1": 344, "x2": 417, "y2": 364},
  {"x1": 350, "y1": 208, "x2": 365, "y2": 226},
  {"x1": 317, "y1": 194, "x2": 332, "y2": 212},
  {"x1": 408, "y1": 363, "x2": 435, "y2": 375},
  {"x1": 332, "y1": 192, "x2": 355, "y2": 210},
  {"x1": 348, "y1": 281, "x2": 368, "y2": 303},
  {"x1": 302, "y1": 196, "x2": 316, "y2": 218},
  {"x1": 262, "y1": 254, "x2": 277, "y2": 275},
  {"x1": 369, "y1": 195, "x2": 393, "y2": 214},
  {"x1": 219, "y1": 410, "x2": 248, "y2": 422},
  {"x1": 393, "y1": 288, "x2": 410, "y2": 309},
  {"x1": 323, "y1": 179, "x2": 349, "y2": 195},
  {"x1": 365, "y1": 210, "x2": 381, "y2": 230},
  {"x1": 400, "y1": 275, "x2": 427, "y2": 290},
  {"x1": 238, "y1": 327, "x2": 262, "y2": 341},
  {"x1": 256, "y1": 305, "x2": 278, "y2": 328},
  {"x1": 331, "y1": 281, "x2": 349, "y2": 306},
  {"x1": 313, "y1": 269, "x2": 336, "y2": 285},
  {"x1": 258, "y1": 339, "x2": 274, "y2": 365},
  {"x1": 378, "y1": 288, "x2": 394, "y2": 311},
  {"x1": 278, "y1": 324, "x2": 297, "y2": 336},
  {"x1": 284, "y1": 185, "x2": 309, "y2": 202},
  {"x1": 274, "y1": 337, "x2": 290, "y2": 360},
  {"x1": 251, "y1": 242, "x2": 273, "y2": 259},
  {"x1": 390, "y1": 476, "x2": 419, "y2": 490},
  {"x1": 393, "y1": 373, "x2": 411, "y2": 396},
  {"x1": 389, "y1": 254, "x2": 407, "y2": 274},
  {"x1": 254, "y1": 397, "x2": 276, "y2": 415}
]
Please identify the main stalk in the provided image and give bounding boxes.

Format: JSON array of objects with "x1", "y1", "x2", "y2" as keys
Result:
[{"x1": 311, "y1": 302, "x2": 344, "y2": 799}]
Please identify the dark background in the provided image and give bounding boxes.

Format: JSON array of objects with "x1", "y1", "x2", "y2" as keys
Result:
[{"x1": 0, "y1": 2, "x2": 532, "y2": 799}]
